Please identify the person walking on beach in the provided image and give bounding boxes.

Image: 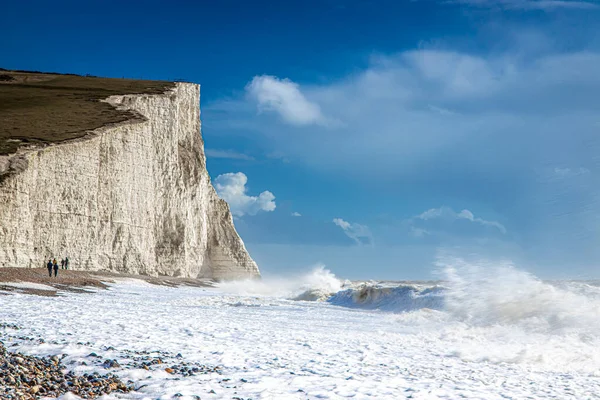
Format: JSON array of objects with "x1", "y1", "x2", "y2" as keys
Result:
[
  {"x1": 46, "y1": 259, "x2": 53, "y2": 277},
  {"x1": 64, "y1": 256, "x2": 69, "y2": 270},
  {"x1": 53, "y1": 258, "x2": 59, "y2": 277},
  {"x1": 61, "y1": 259, "x2": 65, "y2": 269}
]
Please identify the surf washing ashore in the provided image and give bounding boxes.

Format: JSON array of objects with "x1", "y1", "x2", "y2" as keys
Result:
[{"x1": 1, "y1": 259, "x2": 599, "y2": 399}]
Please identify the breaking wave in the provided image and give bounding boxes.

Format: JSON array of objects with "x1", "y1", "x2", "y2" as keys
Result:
[
  {"x1": 439, "y1": 257, "x2": 600, "y2": 334},
  {"x1": 216, "y1": 265, "x2": 344, "y2": 300},
  {"x1": 311, "y1": 261, "x2": 598, "y2": 335},
  {"x1": 327, "y1": 284, "x2": 445, "y2": 312},
  {"x1": 217, "y1": 258, "x2": 600, "y2": 335},
  {"x1": 216, "y1": 258, "x2": 600, "y2": 373}
]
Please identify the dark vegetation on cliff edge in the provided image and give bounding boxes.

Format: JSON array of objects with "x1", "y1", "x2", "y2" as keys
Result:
[{"x1": 0, "y1": 69, "x2": 175, "y2": 155}]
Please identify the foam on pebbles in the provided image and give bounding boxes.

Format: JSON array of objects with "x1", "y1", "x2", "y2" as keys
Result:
[{"x1": 0, "y1": 341, "x2": 133, "y2": 399}]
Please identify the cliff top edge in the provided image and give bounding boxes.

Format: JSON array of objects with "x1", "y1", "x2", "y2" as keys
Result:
[{"x1": 0, "y1": 69, "x2": 187, "y2": 156}]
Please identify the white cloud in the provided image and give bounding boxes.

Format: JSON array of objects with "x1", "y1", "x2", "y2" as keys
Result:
[
  {"x1": 211, "y1": 49, "x2": 600, "y2": 184},
  {"x1": 205, "y1": 149, "x2": 254, "y2": 161},
  {"x1": 333, "y1": 218, "x2": 373, "y2": 245},
  {"x1": 206, "y1": 40, "x2": 600, "y2": 255},
  {"x1": 415, "y1": 206, "x2": 507, "y2": 234},
  {"x1": 291, "y1": 212, "x2": 302, "y2": 217},
  {"x1": 246, "y1": 75, "x2": 326, "y2": 126},
  {"x1": 214, "y1": 172, "x2": 276, "y2": 217}
]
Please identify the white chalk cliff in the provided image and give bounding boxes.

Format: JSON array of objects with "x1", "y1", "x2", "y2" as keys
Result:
[{"x1": 0, "y1": 83, "x2": 260, "y2": 279}]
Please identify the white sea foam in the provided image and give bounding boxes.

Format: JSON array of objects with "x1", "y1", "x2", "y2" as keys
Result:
[
  {"x1": 1, "y1": 259, "x2": 599, "y2": 399},
  {"x1": 217, "y1": 264, "x2": 344, "y2": 300},
  {"x1": 439, "y1": 257, "x2": 600, "y2": 334}
]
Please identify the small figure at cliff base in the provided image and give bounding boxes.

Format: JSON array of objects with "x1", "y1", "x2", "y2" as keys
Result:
[
  {"x1": 53, "y1": 259, "x2": 59, "y2": 277},
  {"x1": 47, "y1": 259, "x2": 53, "y2": 277}
]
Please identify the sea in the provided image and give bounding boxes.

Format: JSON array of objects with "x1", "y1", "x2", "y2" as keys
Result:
[{"x1": 1, "y1": 258, "x2": 599, "y2": 399}]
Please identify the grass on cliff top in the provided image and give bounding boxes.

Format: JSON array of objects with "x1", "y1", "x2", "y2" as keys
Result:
[{"x1": 0, "y1": 70, "x2": 175, "y2": 155}]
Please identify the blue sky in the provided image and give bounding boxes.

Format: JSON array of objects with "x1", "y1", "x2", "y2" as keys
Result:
[{"x1": 3, "y1": 0, "x2": 600, "y2": 279}]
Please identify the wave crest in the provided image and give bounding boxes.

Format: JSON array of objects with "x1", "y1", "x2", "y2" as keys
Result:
[
  {"x1": 217, "y1": 265, "x2": 343, "y2": 300},
  {"x1": 327, "y1": 283, "x2": 445, "y2": 313},
  {"x1": 217, "y1": 259, "x2": 600, "y2": 336}
]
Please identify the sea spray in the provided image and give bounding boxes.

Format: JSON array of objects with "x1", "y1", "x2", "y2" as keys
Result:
[
  {"x1": 216, "y1": 264, "x2": 344, "y2": 300},
  {"x1": 437, "y1": 257, "x2": 600, "y2": 334},
  {"x1": 218, "y1": 258, "x2": 600, "y2": 340},
  {"x1": 420, "y1": 257, "x2": 600, "y2": 373}
]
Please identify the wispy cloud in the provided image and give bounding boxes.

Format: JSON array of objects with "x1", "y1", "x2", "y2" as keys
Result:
[
  {"x1": 291, "y1": 212, "x2": 302, "y2": 217},
  {"x1": 414, "y1": 206, "x2": 507, "y2": 234},
  {"x1": 333, "y1": 218, "x2": 373, "y2": 245},
  {"x1": 554, "y1": 167, "x2": 591, "y2": 178},
  {"x1": 410, "y1": 227, "x2": 431, "y2": 238},
  {"x1": 428, "y1": 104, "x2": 457, "y2": 116},
  {"x1": 448, "y1": 0, "x2": 599, "y2": 10},
  {"x1": 205, "y1": 149, "x2": 255, "y2": 161},
  {"x1": 214, "y1": 172, "x2": 276, "y2": 217}
]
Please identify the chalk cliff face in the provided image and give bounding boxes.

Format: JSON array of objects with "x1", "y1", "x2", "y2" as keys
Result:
[{"x1": 0, "y1": 83, "x2": 259, "y2": 279}]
